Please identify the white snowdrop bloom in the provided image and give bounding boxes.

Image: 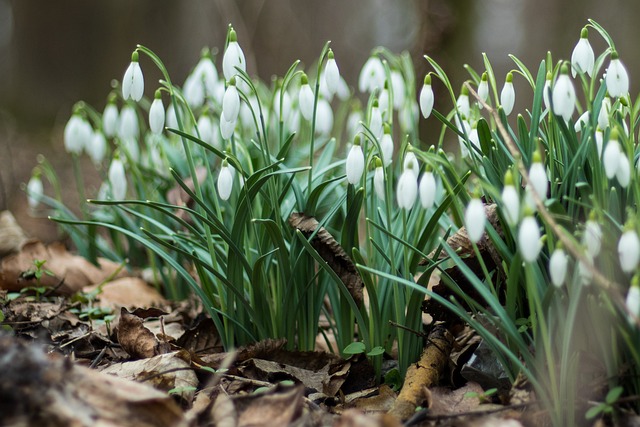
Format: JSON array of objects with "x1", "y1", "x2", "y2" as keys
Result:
[
  {"x1": 403, "y1": 151, "x2": 419, "y2": 177},
  {"x1": 626, "y1": 284, "x2": 640, "y2": 322},
  {"x1": 335, "y1": 75, "x2": 350, "y2": 101},
  {"x1": 222, "y1": 79, "x2": 241, "y2": 123},
  {"x1": 552, "y1": 65, "x2": 576, "y2": 121},
  {"x1": 102, "y1": 102, "x2": 119, "y2": 138},
  {"x1": 379, "y1": 124, "x2": 393, "y2": 167},
  {"x1": 373, "y1": 160, "x2": 385, "y2": 200},
  {"x1": 603, "y1": 131, "x2": 621, "y2": 179},
  {"x1": 595, "y1": 128, "x2": 604, "y2": 157},
  {"x1": 399, "y1": 101, "x2": 419, "y2": 135},
  {"x1": 397, "y1": 163, "x2": 418, "y2": 210},
  {"x1": 574, "y1": 112, "x2": 589, "y2": 132},
  {"x1": 469, "y1": 125, "x2": 480, "y2": 151},
  {"x1": 457, "y1": 86, "x2": 470, "y2": 119},
  {"x1": 26, "y1": 173, "x2": 43, "y2": 209},
  {"x1": 298, "y1": 73, "x2": 315, "y2": 121},
  {"x1": 87, "y1": 130, "x2": 107, "y2": 164},
  {"x1": 378, "y1": 85, "x2": 390, "y2": 118},
  {"x1": 619, "y1": 229, "x2": 640, "y2": 273},
  {"x1": 149, "y1": 91, "x2": 165, "y2": 134},
  {"x1": 108, "y1": 156, "x2": 127, "y2": 200},
  {"x1": 120, "y1": 137, "x2": 140, "y2": 162},
  {"x1": 419, "y1": 75, "x2": 434, "y2": 119},
  {"x1": 391, "y1": 71, "x2": 406, "y2": 110},
  {"x1": 465, "y1": 198, "x2": 486, "y2": 244},
  {"x1": 518, "y1": 216, "x2": 542, "y2": 263},
  {"x1": 192, "y1": 50, "x2": 219, "y2": 96},
  {"x1": 222, "y1": 28, "x2": 246, "y2": 80},
  {"x1": 500, "y1": 72, "x2": 515, "y2": 115},
  {"x1": 358, "y1": 56, "x2": 385, "y2": 93},
  {"x1": 528, "y1": 157, "x2": 548, "y2": 202},
  {"x1": 571, "y1": 28, "x2": 595, "y2": 77},
  {"x1": 617, "y1": 153, "x2": 631, "y2": 188},
  {"x1": 273, "y1": 88, "x2": 292, "y2": 122},
  {"x1": 324, "y1": 49, "x2": 340, "y2": 95},
  {"x1": 542, "y1": 72, "x2": 552, "y2": 110},
  {"x1": 584, "y1": 219, "x2": 602, "y2": 258},
  {"x1": 606, "y1": 51, "x2": 629, "y2": 98},
  {"x1": 122, "y1": 51, "x2": 144, "y2": 102},
  {"x1": 220, "y1": 117, "x2": 236, "y2": 140},
  {"x1": 501, "y1": 171, "x2": 520, "y2": 226},
  {"x1": 166, "y1": 103, "x2": 178, "y2": 130},
  {"x1": 549, "y1": 248, "x2": 568, "y2": 287},
  {"x1": 346, "y1": 137, "x2": 365, "y2": 185},
  {"x1": 197, "y1": 114, "x2": 215, "y2": 146},
  {"x1": 419, "y1": 171, "x2": 437, "y2": 209},
  {"x1": 477, "y1": 73, "x2": 489, "y2": 108},
  {"x1": 183, "y1": 74, "x2": 205, "y2": 109},
  {"x1": 217, "y1": 160, "x2": 233, "y2": 201},
  {"x1": 64, "y1": 114, "x2": 92, "y2": 154},
  {"x1": 598, "y1": 97, "x2": 611, "y2": 130},
  {"x1": 239, "y1": 95, "x2": 259, "y2": 129},
  {"x1": 315, "y1": 98, "x2": 334, "y2": 136},
  {"x1": 118, "y1": 105, "x2": 139, "y2": 140},
  {"x1": 369, "y1": 101, "x2": 383, "y2": 140}
]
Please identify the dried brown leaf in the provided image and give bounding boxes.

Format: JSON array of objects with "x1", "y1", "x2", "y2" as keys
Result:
[
  {"x1": 117, "y1": 307, "x2": 171, "y2": 359},
  {"x1": 289, "y1": 212, "x2": 363, "y2": 307}
]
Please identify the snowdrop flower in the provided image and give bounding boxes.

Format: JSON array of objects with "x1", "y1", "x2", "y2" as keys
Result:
[
  {"x1": 419, "y1": 75, "x2": 434, "y2": 119},
  {"x1": 222, "y1": 77, "x2": 241, "y2": 124},
  {"x1": 88, "y1": 130, "x2": 107, "y2": 164},
  {"x1": 542, "y1": 72, "x2": 552, "y2": 110},
  {"x1": 217, "y1": 159, "x2": 233, "y2": 201},
  {"x1": 220, "y1": 116, "x2": 236, "y2": 140},
  {"x1": 549, "y1": 247, "x2": 568, "y2": 287},
  {"x1": 501, "y1": 170, "x2": 520, "y2": 226},
  {"x1": 197, "y1": 113, "x2": 216, "y2": 146},
  {"x1": 605, "y1": 51, "x2": 629, "y2": 98},
  {"x1": 183, "y1": 74, "x2": 205, "y2": 109},
  {"x1": 465, "y1": 197, "x2": 486, "y2": 244},
  {"x1": 457, "y1": 85, "x2": 470, "y2": 119},
  {"x1": 118, "y1": 105, "x2": 139, "y2": 140},
  {"x1": 324, "y1": 49, "x2": 340, "y2": 95},
  {"x1": 403, "y1": 151, "x2": 419, "y2": 177},
  {"x1": 102, "y1": 98, "x2": 119, "y2": 138},
  {"x1": 528, "y1": 151, "x2": 548, "y2": 202},
  {"x1": 347, "y1": 109, "x2": 363, "y2": 140},
  {"x1": 149, "y1": 90, "x2": 165, "y2": 134},
  {"x1": 619, "y1": 228, "x2": 640, "y2": 273},
  {"x1": 192, "y1": 48, "x2": 219, "y2": 96},
  {"x1": 598, "y1": 97, "x2": 611, "y2": 130},
  {"x1": 64, "y1": 113, "x2": 92, "y2": 155},
  {"x1": 359, "y1": 56, "x2": 385, "y2": 93},
  {"x1": 583, "y1": 216, "x2": 602, "y2": 258},
  {"x1": 500, "y1": 72, "x2": 515, "y2": 115},
  {"x1": 379, "y1": 123, "x2": 393, "y2": 167},
  {"x1": 378, "y1": 82, "x2": 390, "y2": 118},
  {"x1": 518, "y1": 215, "x2": 542, "y2": 263},
  {"x1": 617, "y1": 153, "x2": 631, "y2": 188},
  {"x1": 391, "y1": 71, "x2": 406, "y2": 110},
  {"x1": 603, "y1": 128, "x2": 621, "y2": 179},
  {"x1": 373, "y1": 157, "x2": 385, "y2": 200},
  {"x1": 108, "y1": 155, "x2": 127, "y2": 200},
  {"x1": 346, "y1": 136, "x2": 365, "y2": 185},
  {"x1": 626, "y1": 280, "x2": 640, "y2": 322},
  {"x1": 595, "y1": 128, "x2": 604, "y2": 157},
  {"x1": 315, "y1": 98, "x2": 333, "y2": 136},
  {"x1": 552, "y1": 64, "x2": 576, "y2": 121},
  {"x1": 122, "y1": 51, "x2": 144, "y2": 102},
  {"x1": 26, "y1": 171, "x2": 43, "y2": 209},
  {"x1": 298, "y1": 73, "x2": 314, "y2": 121},
  {"x1": 369, "y1": 100, "x2": 383, "y2": 140},
  {"x1": 574, "y1": 111, "x2": 589, "y2": 132},
  {"x1": 571, "y1": 27, "x2": 594, "y2": 77},
  {"x1": 166, "y1": 103, "x2": 178, "y2": 130},
  {"x1": 222, "y1": 27, "x2": 246, "y2": 80},
  {"x1": 419, "y1": 170, "x2": 437, "y2": 209},
  {"x1": 477, "y1": 73, "x2": 489, "y2": 109},
  {"x1": 397, "y1": 161, "x2": 418, "y2": 210}
]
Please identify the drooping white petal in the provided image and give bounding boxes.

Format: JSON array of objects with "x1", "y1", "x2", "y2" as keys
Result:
[
  {"x1": 346, "y1": 144, "x2": 365, "y2": 185},
  {"x1": 584, "y1": 220, "x2": 602, "y2": 258},
  {"x1": 26, "y1": 175, "x2": 43, "y2": 208},
  {"x1": 500, "y1": 78, "x2": 515, "y2": 115},
  {"x1": 379, "y1": 132, "x2": 393, "y2": 167},
  {"x1": 501, "y1": 185, "x2": 520, "y2": 226},
  {"x1": 87, "y1": 131, "x2": 107, "y2": 164},
  {"x1": 220, "y1": 117, "x2": 236, "y2": 140},
  {"x1": 477, "y1": 78, "x2": 489, "y2": 107},
  {"x1": 543, "y1": 75, "x2": 552, "y2": 110},
  {"x1": 149, "y1": 98, "x2": 165, "y2": 134},
  {"x1": 373, "y1": 166, "x2": 385, "y2": 200},
  {"x1": 528, "y1": 161, "x2": 548, "y2": 201},
  {"x1": 419, "y1": 171, "x2": 436, "y2": 209},
  {"x1": 122, "y1": 59, "x2": 144, "y2": 101},
  {"x1": 465, "y1": 198, "x2": 486, "y2": 244},
  {"x1": 571, "y1": 34, "x2": 595, "y2": 77},
  {"x1": 616, "y1": 153, "x2": 631, "y2": 188},
  {"x1": 325, "y1": 55, "x2": 340, "y2": 95},
  {"x1": 102, "y1": 103, "x2": 119, "y2": 138},
  {"x1": 619, "y1": 230, "x2": 640, "y2": 273},
  {"x1": 603, "y1": 139, "x2": 621, "y2": 179},
  {"x1": 222, "y1": 40, "x2": 246, "y2": 80},
  {"x1": 315, "y1": 98, "x2": 334, "y2": 136},
  {"x1": 359, "y1": 56, "x2": 385, "y2": 93},
  {"x1": 298, "y1": 83, "x2": 315, "y2": 121},
  {"x1": 552, "y1": 71, "x2": 576, "y2": 121},
  {"x1": 549, "y1": 248, "x2": 568, "y2": 287},
  {"x1": 457, "y1": 92, "x2": 470, "y2": 119},
  {"x1": 197, "y1": 115, "x2": 215, "y2": 145},
  {"x1": 222, "y1": 83, "x2": 240, "y2": 123},
  {"x1": 396, "y1": 168, "x2": 418, "y2": 210},
  {"x1": 108, "y1": 157, "x2": 127, "y2": 200},
  {"x1": 598, "y1": 97, "x2": 611, "y2": 130},
  {"x1": 118, "y1": 105, "x2": 139, "y2": 140},
  {"x1": 419, "y1": 80, "x2": 434, "y2": 119},
  {"x1": 369, "y1": 104, "x2": 383, "y2": 140},
  {"x1": 574, "y1": 111, "x2": 589, "y2": 132},
  {"x1": 217, "y1": 163, "x2": 234, "y2": 201},
  {"x1": 391, "y1": 71, "x2": 406, "y2": 110},
  {"x1": 403, "y1": 152, "x2": 419, "y2": 177},
  {"x1": 606, "y1": 55, "x2": 629, "y2": 98},
  {"x1": 518, "y1": 216, "x2": 542, "y2": 263},
  {"x1": 64, "y1": 114, "x2": 92, "y2": 155},
  {"x1": 595, "y1": 128, "x2": 604, "y2": 158}
]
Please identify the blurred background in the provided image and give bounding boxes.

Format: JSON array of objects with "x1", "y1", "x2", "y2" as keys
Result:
[{"x1": 0, "y1": 0, "x2": 639, "y2": 240}]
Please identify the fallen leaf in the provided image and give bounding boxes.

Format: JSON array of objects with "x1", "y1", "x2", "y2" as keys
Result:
[
  {"x1": 234, "y1": 383, "x2": 305, "y2": 427},
  {"x1": 117, "y1": 307, "x2": 171, "y2": 359},
  {"x1": 85, "y1": 277, "x2": 167, "y2": 310}
]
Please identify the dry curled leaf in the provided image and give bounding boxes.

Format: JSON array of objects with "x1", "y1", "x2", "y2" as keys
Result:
[
  {"x1": 289, "y1": 212, "x2": 363, "y2": 307},
  {"x1": 117, "y1": 307, "x2": 172, "y2": 359}
]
